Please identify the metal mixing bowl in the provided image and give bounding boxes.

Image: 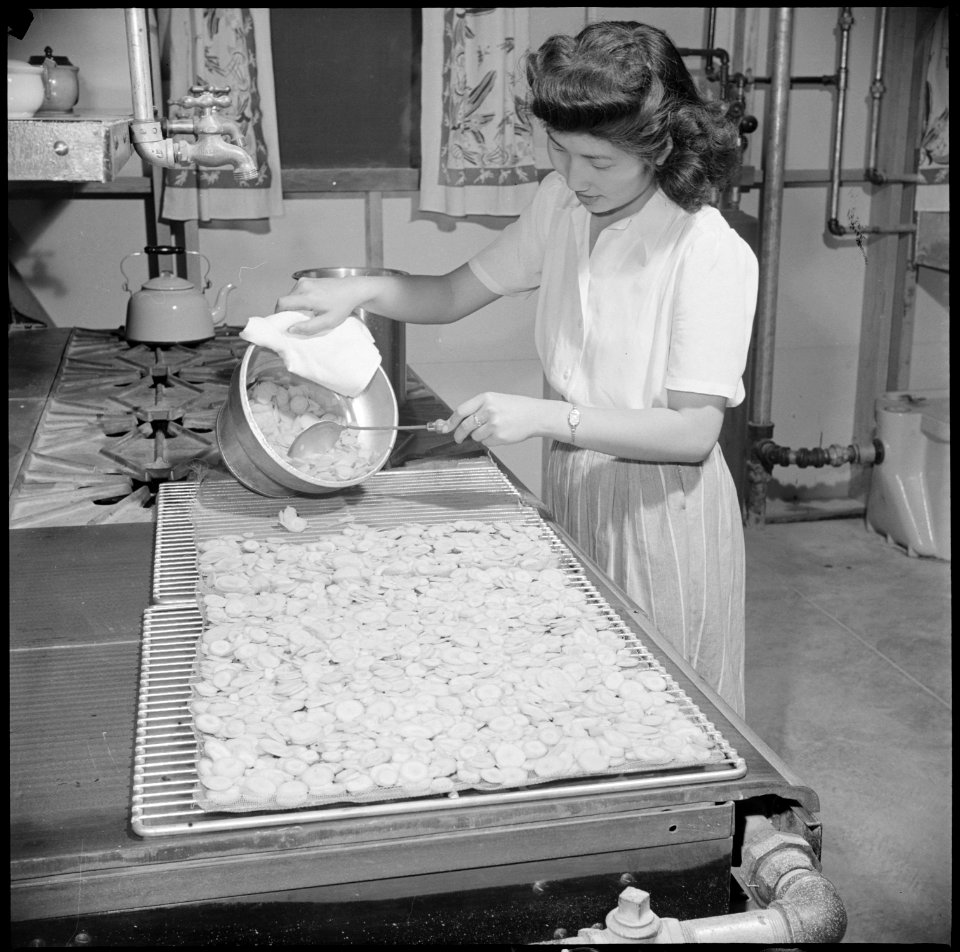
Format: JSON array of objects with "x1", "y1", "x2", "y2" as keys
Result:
[{"x1": 217, "y1": 345, "x2": 398, "y2": 497}]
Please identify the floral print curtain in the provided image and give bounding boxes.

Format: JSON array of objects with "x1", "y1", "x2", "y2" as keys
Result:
[
  {"x1": 420, "y1": 8, "x2": 538, "y2": 217},
  {"x1": 158, "y1": 8, "x2": 283, "y2": 222},
  {"x1": 919, "y1": 7, "x2": 948, "y2": 170}
]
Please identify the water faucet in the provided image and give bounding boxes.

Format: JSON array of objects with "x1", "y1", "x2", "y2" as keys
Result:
[
  {"x1": 123, "y1": 10, "x2": 257, "y2": 182},
  {"x1": 164, "y1": 85, "x2": 259, "y2": 181},
  {"x1": 174, "y1": 134, "x2": 259, "y2": 181}
]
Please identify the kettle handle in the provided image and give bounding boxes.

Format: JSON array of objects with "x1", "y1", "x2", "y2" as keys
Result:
[{"x1": 120, "y1": 246, "x2": 212, "y2": 291}]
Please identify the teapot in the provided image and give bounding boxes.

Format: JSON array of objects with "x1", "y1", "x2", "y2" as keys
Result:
[
  {"x1": 122, "y1": 246, "x2": 234, "y2": 345},
  {"x1": 28, "y1": 46, "x2": 79, "y2": 114}
]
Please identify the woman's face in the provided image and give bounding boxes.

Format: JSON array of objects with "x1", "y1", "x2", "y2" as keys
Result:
[{"x1": 546, "y1": 129, "x2": 658, "y2": 221}]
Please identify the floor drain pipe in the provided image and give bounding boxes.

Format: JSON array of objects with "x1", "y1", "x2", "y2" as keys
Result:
[
  {"x1": 746, "y1": 8, "x2": 793, "y2": 526},
  {"x1": 534, "y1": 825, "x2": 847, "y2": 944}
]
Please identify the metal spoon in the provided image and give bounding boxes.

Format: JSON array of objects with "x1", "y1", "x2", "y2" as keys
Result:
[{"x1": 288, "y1": 418, "x2": 447, "y2": 459}]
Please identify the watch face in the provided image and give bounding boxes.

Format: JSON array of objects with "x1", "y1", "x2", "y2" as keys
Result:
[{"x1": 569, "y1": 408, "x2": 581, "y2": 425}]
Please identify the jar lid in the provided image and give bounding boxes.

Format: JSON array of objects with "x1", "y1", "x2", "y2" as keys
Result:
[{"x1": 29, "y1": 46, "x2": 75, "y2": 67}]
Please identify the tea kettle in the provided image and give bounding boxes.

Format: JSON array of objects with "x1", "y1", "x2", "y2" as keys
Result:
[{"x1": 121, "y1": 245, "x2": 234, "y2": 345}]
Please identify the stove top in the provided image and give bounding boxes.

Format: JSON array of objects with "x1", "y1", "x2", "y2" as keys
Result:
[{"x1": 10, "y1": 328, "x2": 249, "y2": 528}]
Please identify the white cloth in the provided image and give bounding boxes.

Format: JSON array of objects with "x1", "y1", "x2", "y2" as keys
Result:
[
  {"x1": 469, "y1": 172, "x2": 758, "y2": 409},
  {"x1": 419, "y1": 7, "x2": 538, "y2": 217},
  {"x1": 240, "y1": 313, "x2": 381, "y2": 398}
]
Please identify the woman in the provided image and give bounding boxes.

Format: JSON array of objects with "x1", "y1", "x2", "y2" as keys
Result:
[{"x1": 277, "y1": 22, "x2": 758, "y2": 716}]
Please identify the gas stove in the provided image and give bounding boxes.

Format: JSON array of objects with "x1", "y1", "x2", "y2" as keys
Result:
[{"x1": 10, "y1": 328, "x2": 249, "y2": 528}]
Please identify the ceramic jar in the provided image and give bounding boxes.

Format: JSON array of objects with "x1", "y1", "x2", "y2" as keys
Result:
[
  {"x1": 7, "y1": 60, "x2": 45, "y2": 118},
  {"x1": 28, "y1": 46, "x2": 79, "y2": 114}
]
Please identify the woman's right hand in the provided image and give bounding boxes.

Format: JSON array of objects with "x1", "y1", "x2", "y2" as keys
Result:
[{"x1": 276, "y1": 277, "x2": 373, "y2": 337}]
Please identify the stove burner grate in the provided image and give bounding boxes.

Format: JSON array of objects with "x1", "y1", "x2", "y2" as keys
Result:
[{"x1": 10, "y1": 328, "x2": 250, "y2": 528}]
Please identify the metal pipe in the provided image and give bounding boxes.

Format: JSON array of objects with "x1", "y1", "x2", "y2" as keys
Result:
[
  {"x1": 535, "y1": 823, "x2": 847, "y2": 945},
  {"x1": 124, "y1": 8, "x2": 153, "y2": 122},
  {"x1": 827, "y1": 9, "x2": 916, "y2": 232},
  {"x1": 865, "y1": 7, "x2": 888, "y2": 184},
  {"x1": 751, "y1": 73, "x2": 837, "y2": 85},
  {"x1": 123, "y1": 8, "x2": 258, "y2": 180},
  {"x1": 827, "y1": 8, "x2": 855, "y2": 236},
  {"x1": 705, "y1": 8, "x2": 717, "y2": 78},
  {"x1": 745, "y1": 9, "x2": 793, "y2": 526},
  {"x1": 864, "y1": 8, "x2": 933, "y2": 193},
  {"x1": 756, "y1": 438, "x2": 884, "y2": 469},
  {"x1": 124, "y1": 8, "x2": 182, "y2": 170},
  {"x1": 747, "y1": 12, "x2": 792, "y2": 423},
  {"x1": 751, "y1": 9, "x2": 792, "y2": 428}
]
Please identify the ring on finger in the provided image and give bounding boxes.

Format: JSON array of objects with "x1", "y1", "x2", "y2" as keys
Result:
[{"x1": 471, "y1": 413, "x2": 485, "y2": 428}]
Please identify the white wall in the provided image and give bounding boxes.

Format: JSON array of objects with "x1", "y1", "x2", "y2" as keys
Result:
[{"x1": 9, "y1": 8, "x2": 949, "y2": 504}]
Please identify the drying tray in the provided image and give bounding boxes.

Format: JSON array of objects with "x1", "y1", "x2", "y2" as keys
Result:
[{"x1": 133, "y1": 461, "x2": 746, "y2": 836}]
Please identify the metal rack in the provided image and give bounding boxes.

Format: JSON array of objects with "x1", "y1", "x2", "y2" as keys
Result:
[{"x1": 133, "y1": 467, "x2": 745, "y2": 836}]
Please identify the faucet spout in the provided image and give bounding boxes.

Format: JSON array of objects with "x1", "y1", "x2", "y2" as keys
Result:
[{"x1": 178, "y1": 135, "x2": 259, "y2": 182}]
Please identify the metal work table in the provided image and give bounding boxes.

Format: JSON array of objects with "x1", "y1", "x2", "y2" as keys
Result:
[{"x1": 10, "y1": 326, "x2": 819, "y2": 946}]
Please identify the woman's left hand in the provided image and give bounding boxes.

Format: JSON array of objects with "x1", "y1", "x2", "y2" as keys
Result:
[{"x1": 441, "y1": 393, "x2": 546, "y2": 447}]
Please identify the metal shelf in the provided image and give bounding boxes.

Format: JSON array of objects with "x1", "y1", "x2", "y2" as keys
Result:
[{"x1": 8, "y1": 113, "x2": 134, "y2": 183}]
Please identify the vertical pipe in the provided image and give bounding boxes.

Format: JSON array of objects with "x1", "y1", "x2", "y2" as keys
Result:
[
  {"x1": 746, "y1": 8, "x2": 793, "y2": 525},
  {"x1": 705, "y1": 8, "x2": 717, "y2": 76},
  {"x1": 866, "y1": 8, "x2": 888, "y2": 181},
  {"x1": 124, "y1": 8, "x2": 154, "y2": 122},
  {"x1": 827, "y1": 8, "x2": 855, "y2": 234},
  {"x1": 750, "y1": 8, "x2": 793, "y2": 427}
]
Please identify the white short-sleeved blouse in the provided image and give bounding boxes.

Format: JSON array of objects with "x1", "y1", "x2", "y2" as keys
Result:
[{"x1": 469, "y1": 171, "x2": 758, "y2": 410}]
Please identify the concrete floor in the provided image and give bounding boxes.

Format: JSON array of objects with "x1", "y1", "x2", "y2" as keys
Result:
[{"x1": 743, "y1": 516, "x2": 952, "y2": 944}]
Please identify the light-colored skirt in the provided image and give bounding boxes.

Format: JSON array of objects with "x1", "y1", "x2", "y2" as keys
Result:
[{"x1": 545, "y1": 441, "x2": 746, "y2": 718}]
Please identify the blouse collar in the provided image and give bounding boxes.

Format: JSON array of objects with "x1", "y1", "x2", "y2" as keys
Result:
[{"x1": 567, "y1": 186, "x2": 682, "y2": 260}]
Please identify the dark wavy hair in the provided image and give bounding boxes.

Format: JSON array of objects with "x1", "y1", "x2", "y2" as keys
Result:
[{"x1": 526, "y1": 21, "x2": 741, "y2": 212}]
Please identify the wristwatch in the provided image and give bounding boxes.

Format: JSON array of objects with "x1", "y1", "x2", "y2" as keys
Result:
[{"x1": 567, "y1": 405, "x2": 581, "y2": 445}]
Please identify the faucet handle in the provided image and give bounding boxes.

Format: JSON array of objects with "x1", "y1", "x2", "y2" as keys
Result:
[
  {"x1": 189, "y1": 83, "x2": 233, "y2": 98},
  {"x1": 175, "y1": 84, "x2": 234, "y2": 114}
]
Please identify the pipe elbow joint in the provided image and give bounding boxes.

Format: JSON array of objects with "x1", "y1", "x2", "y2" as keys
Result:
[
  {"x1": 130, "y1": 126, "x2": 182, "y2": 171},
  {"x1": 771, "y1": 869, "x2": 848, "y2": 943},
  {"x1": 754, "y1": 439, "x2": 783, "y2": 470},
  {"x1": 741, "y1": 826, "x2": 848, "y2": 943},
  {"x1": 865, "y1": 167, "x2": 886, "y2": 186},
  {"x1": 827, "y1": 218, "x2": 846, "y2": 237}
]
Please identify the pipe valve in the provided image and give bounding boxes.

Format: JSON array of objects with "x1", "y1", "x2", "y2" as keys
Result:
[
  {"x1": 605, "y1": 888, "x2": 666, "y2": 941},
  {"x1": 536, "y1": 819, "x2": 846, "y2": 945}
]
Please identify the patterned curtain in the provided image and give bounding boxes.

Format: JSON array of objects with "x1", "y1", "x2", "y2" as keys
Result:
[
  {"x1": 158, "y1": 8, "x2": 283, "y2": 222},
  {"x1": 420, "y1": 8, "x2": 538, "y2": 217},
  {"x1": 919, "y1": 7, "x2": 948, "y2": 169}
]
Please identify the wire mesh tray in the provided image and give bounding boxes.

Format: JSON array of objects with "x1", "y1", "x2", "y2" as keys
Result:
[
  {"x1": 133, "y1": 463, "x2": 746, "y2": 836},
  {"x1": 152, "y1": 462, "x2": 530, "y2": 604}
]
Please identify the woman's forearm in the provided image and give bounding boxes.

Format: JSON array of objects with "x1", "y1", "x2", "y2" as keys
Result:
[
  {"x1": 350, "y1": 274, "x2": 462, "y2": 324},
  {"x1": 447, "y1": 391, "x2": 727, "y2": 464},
  {"x1": 545, "y1": 403, "x2": 724, "y2": 462},
  {"x1": 279, "y1": 263, "x2": 501, "y2": 334}
]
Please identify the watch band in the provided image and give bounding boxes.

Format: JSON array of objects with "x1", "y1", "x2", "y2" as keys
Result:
[{"x1": 567, "y1": 405, "x2": 581, "y2": 445}]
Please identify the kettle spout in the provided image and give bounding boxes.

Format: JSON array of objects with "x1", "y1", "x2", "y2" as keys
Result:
[{"x1": 211, "y1": 283, "x2": 236, "y2": 327}]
